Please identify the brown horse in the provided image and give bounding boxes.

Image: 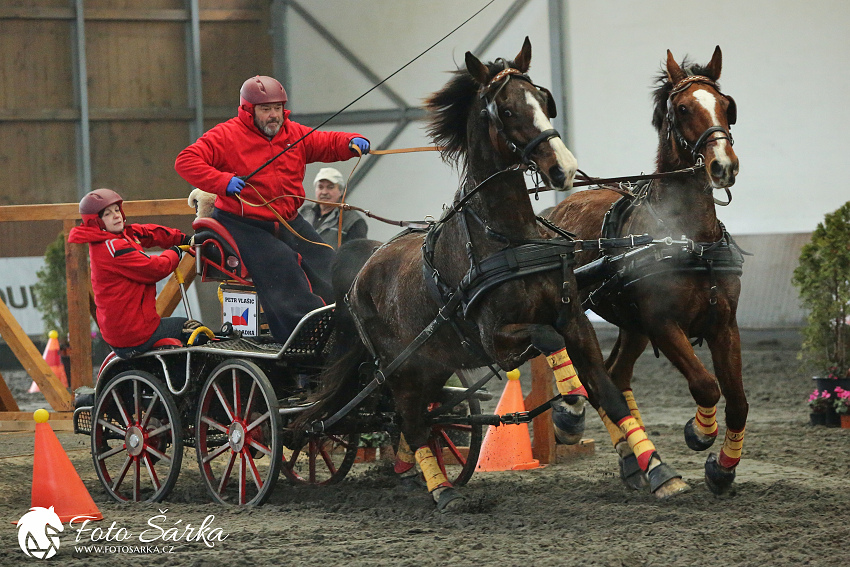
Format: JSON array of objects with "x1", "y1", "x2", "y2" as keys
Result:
[
  {"x1": 300, "y1": 37, "x2": 687, "y2": 511},
  {"x1": 548, "y1": 46, "x2": 744, "y2": 494}
]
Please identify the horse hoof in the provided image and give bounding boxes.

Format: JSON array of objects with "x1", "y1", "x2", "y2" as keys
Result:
[
  {"x1": 435, "y1": 487, "x2": 465, "y2": 513},
  {"x1": 648, "y1": 463, "x2": 690, "y2": 498},
  {"x1": 684, "y1": 417, "x2": 717, "y2": 451},
  {"x1": 618, "y1": 454, "x2": 648, "y2": 490},
  {"x1": 704, "y1": 452, "x2": 736, "y2": 495},
  {"x1": 552, "y1": 398, "x2": 585, "y2": 445}
]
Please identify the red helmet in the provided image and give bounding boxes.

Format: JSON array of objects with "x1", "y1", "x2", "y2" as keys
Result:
[
  {"x1": 239, "y1": 75, "x2": 287, "y2": 114},
  {"x1": 79, "y1": 188, "x2": 125, "y2": 230}
]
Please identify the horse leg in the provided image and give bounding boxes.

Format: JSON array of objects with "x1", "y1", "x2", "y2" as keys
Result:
[
  {"x1": 649, "y1": 323, "x2": 723, "y2": 454},
  {"x1": 392, "y1": 372, "x2": 465, "y2": 512},
  {"x1": 554, "y1": 315, "x2": 689, "y2": 498},
  {"x1": 704, "y1": 324, "x2": 747, "y2": 495},
  {"x1": 598, "y1": 330, "x2": 651, "y2": 489}
]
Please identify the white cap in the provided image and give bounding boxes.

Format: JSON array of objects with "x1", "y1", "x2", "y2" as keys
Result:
[{"x1": 313, "y1": 167, "x2": 344, "y2": 189}]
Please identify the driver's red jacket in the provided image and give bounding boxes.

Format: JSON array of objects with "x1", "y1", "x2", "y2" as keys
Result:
[{"x1": 68, "y1": 224, "x2": 185, "y2": 348}]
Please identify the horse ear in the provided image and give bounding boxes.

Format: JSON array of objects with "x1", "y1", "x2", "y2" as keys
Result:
[
  {"x1": 666, "y1": 50, "x2": 686, "y2": 84},
  {"x1": 514, "y1": 36, "x2": 532, "y2": 73},
  {"x1": 706, "y1": 45, "x2": 723, "y2": 81},
  {"x1": 537, "y1": 86, "x2": 557, "y2": 118},
  {"x1": 465, "y1": 51, "x2": 490, "y2": 85}
]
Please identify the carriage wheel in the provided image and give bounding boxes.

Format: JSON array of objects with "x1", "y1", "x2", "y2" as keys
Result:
[
  {"x1": 91, "y1": 371, "x2": 183, "y2": 502},
  {"x1": 427, "y1": 371, "x2": 483, "y2": 487},
  {"x1": 195, "y1": 359, "x2": 283, "y2": 505},
  {"x1": 281, "y1": 431, "x2": 359, "y2": 486}
]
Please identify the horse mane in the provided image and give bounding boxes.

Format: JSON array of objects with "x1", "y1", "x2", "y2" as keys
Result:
[
  {"x1": 424, "y1": 57, "x2": 517, "y2": 176},
  {"x1": 651, "y1": 57, "x2": 722, "y2": 131}
]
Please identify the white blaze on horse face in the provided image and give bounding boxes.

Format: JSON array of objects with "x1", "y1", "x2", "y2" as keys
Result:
[
  {"x1": 524, "y1": 91, "x2": 577, "y2": 187},
  {"x1": 693, "y1": 88, "x2": 733, "y2": 172}
]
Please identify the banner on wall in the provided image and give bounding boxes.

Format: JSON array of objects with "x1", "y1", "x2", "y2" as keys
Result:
[{"x1": 0, "y1": 257, "x2": 46, "y2": 336}]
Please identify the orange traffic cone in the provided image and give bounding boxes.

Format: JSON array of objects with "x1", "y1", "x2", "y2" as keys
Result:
[
  {"x1": 28, "y1": 331, "x2": 68, "y2": 393},
  {"x1": 30, "y1": 409, "x2": 102, "y2": 522},
  {"x1": 475, "y1": 369, "x2": 541, "y2": 471}
]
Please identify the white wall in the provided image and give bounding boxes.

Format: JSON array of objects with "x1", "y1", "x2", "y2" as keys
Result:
[{"x1": 287, "y1": 0, "x2": 850, "y2": 242}]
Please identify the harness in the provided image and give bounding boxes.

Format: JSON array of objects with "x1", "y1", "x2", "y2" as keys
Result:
[{"x1": 577, "y1": 180, "x2": 748, "y2": 346}]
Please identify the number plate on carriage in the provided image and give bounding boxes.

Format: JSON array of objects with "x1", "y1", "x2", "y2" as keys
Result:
[{"x1": 221, "y1": 286, "x2": 259, "y2": 337}]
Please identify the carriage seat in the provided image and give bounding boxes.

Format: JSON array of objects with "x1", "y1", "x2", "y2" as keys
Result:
[{"x1": 192, "y1": 217, "x2": 252, "y2": 284}]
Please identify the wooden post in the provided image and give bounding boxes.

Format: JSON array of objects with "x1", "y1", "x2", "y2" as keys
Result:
[
  {"x1": 0, "y1": 297, "x2": 73, "y2": 411},
  {"x1": 64, "y1": 220, "x2": 93, "y2": 389},
  {"x1": 155, "y1": 255, "x2": 197, "y2": 317},
  {"x1": 0, "y1": 370, "x2": 20, "y2": 411},
  {"x1": 524, "y1": 355, "x2": 557, "y2": 464}
]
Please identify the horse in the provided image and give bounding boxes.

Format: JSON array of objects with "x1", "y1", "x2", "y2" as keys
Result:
[
  {"x1": 547, "y1": 46, "x2": 744, "y2": 494},
  {"x1": 299, "y1": 37, "x2": 687, "y2": 511}
]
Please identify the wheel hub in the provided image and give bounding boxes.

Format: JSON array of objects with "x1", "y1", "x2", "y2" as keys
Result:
[
  {"x1": 228, "y1": 422, "x2": 246, "y2": 451},
  {"x1": 126, "y1": 425, "x2": 145, "y2": 457}
]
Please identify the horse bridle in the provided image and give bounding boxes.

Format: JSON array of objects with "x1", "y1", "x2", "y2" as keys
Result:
[
  {"x1": 666, "y1": 75, "x2": 736, "y2": 163},
  {"x1": 480, "y1": 62, "x2": 561, "y2": 168}
]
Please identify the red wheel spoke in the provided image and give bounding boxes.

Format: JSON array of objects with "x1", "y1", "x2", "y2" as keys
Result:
[
  {"x1": 212, "y1": 383, "x2": 235, "y2": 422},
  {"x1": 238, "y1": 453, "x2": 247, "y2": 504},
  {"x1": 143, "y1": 453, "x2": 161, "y2": 490},
  {"x1": 243, "y1": 449, "x2": 264, "y2": 491},
  {"x1": 439, "y1": 431, "x2": 467, "y2": 466},
  {"x1": 318, "y1": 446, "x2": 338, "y2": 475},
  {"x1": 111, "y1": 455, "x2": 132, "y2": 492},
  {"x1": 147, "y1": 422, "x2": 172, "y2": 439},
  {"x1": 133, "y1": 381, "x2": 140, "y2": 424},
  {"x1": 140, "y1": 391, "x2": 160, "y2": 429},
  {"x1": 232, "y1": 369, "x2": 242, "y2": 420},
  {"x1": 243, "y1": 381, "x2": 257, "y2": 421},
  {"x1": 200, "y1": 415, "x2": 229, "y2": 434},
  {"x1": 97, "y1": 444, "x2": 127, "y2": 461},
  {"x1": 245, "y1": 411, "x2": 270, "y2": 433},
  {"x1": 247, "y1": 439, "x2": 271, "y2": 456},
  {"x1": 203, "y1": 442, "x2": 232, "y2": 464},
  {"x1": 144, "y1": 444, "x2": 172, "y2": 464},
  {"x1": 111, "y1": 390, "x2": 131, "y2": 427},
  {"x1": 217, "y1": 451, "x2": 237, "y2": 494},
  {"x1": 98, "y1": 418, "x2": 126, "y2": 437},
  {"x1": 308, "y1": 439, "x2": 317, "y2": 483},
  {"x1": 133, "y1": 457, "x2": 141, "y2": 501},
  {"x1": 430, "y1": 439, "x2": 448, "y2": 471}
]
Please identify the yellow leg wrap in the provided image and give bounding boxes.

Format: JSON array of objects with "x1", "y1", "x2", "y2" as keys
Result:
[
  {"x1": 718, "y1": 427, "x2": 745, "y2": 469},
  {"x1": 622, "y1": 389, "x2": 645, "y2": 429},
  {"x1": 414, "y1": 446, "x2": 451, "y2": 492},
  {"x1": 597, "y1": 407, "x2": 626, "y2": 447},
  {"x1": 394, "y1": 434, "x2": 416, "y2": 474},
  {"x1": 546, "y1": 348, "x2": 588, "y2": 397},
  {"x1": 618, "y1": 416, "x2": 656, "y2": 471},
  {"x1": 694, "y1": 405, "x2": 719, "y2": 437}
]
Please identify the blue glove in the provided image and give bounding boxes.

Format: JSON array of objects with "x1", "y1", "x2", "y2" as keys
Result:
[
  {"x1": 226, "y1": 177, "x2": 245, "y2": 196},
  {"x1": 350, "y1": 137, "x2": 370, "y2": 155}
]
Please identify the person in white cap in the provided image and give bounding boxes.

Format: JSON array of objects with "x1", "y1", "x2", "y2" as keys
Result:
[{"x1": 299, "y1": 167, "x2": 368, "y2": 249}]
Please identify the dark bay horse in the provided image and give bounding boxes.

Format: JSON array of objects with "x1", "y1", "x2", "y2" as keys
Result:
[
  {"x1": 301, "y1": 38, "x2": 687, "y2": 511},
  {"x1": 548, "y1": 46, "x2": 744, "y2": 494}
]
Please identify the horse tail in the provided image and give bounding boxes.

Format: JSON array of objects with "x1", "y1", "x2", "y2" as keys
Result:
[{"x1": 291, "y1": 239, "x2": 381, "y2": 432}]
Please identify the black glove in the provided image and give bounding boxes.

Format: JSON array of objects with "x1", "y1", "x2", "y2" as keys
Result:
[
  {"x1": 168, "y1": 246, "x2": 183, "y2": 259},
  {"x1": 181, "y1": 233, "x2": 193, "y2": 246}
]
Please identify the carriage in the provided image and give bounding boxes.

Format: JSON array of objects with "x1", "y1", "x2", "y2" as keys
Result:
[{"x1": 72, "y1": 216, "x2": 487, "y2": 506}]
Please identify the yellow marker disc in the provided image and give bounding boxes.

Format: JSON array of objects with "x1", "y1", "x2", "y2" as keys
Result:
[
  {"x1": 506, "y1": 369, "x2": 520, "y2": 381},
  {"x1": 48, "y1": 330, "x2": 58, "y2": 339},
  {"x1": 33, "y1": 409, "x2": 49, "y2": 423}
]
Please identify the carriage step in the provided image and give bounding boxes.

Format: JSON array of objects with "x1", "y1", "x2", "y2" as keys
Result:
[{"x1": 73, "y1": 406, "x2": 92, "y2": 436}]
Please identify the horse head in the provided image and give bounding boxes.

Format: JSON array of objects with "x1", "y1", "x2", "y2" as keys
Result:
[
  {"x1": 426, "y1": 37, "x2": 576, "y2": 190},
  {"x1": 653, "y1": 46, "x2": 739, "y2": 189}
]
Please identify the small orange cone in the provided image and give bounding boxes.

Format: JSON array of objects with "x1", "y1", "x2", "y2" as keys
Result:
[
  {"x1": 30, "y1": 409, "x2": 102, "y2": 522},
  {"x1": 28, "y1": 330, "x2": 68, "y2": 393},
  {"x1": 476, "y1": 369, "x2": 541, "y2": 471}
]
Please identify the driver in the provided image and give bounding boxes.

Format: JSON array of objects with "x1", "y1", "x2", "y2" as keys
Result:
[
  {"x1": 174, "y1": 75, "x2": 370, "y2": 341},
  {"x1": 68, "y1": 189, "x2": 196, "y2": 358}
]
